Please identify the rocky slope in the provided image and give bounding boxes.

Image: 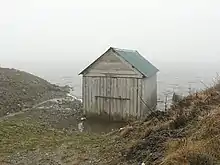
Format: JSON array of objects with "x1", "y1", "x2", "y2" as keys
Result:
[
  {"x1": 1, "y1": 68, "x2": 220, "y2": 165},
  {"x1": 0, "y1": 67, "x2": 68, "y2": 116},
  {"x1": 3, "y1": 86, "x2": 220, "y2": 165},
  {"x1": 107, "y1": 85, "x2": 220, "y2": 165}
]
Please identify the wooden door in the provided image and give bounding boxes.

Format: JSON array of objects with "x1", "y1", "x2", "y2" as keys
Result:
[{"x1": 95, "y1": 77, "x2": 131, "y2": 119}]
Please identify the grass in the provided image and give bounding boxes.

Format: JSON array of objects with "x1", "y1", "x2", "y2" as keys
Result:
[
  {"x1": 161, "y1": 107, "x2": 220, "y2": 165},
  {"x1": 0, "y1": 117, "x2": 125, "y2": 164},
  {"x1": 2, "y1": 81, "x2": 220, "y2": 164},
  {"x1": 106, "y1": 84, "x2": 220, "y2": 165},
  {"x1": 0, "y1": 119, "x2": 68, "y2": 154},
  {"x1": 2, "y1": 108, "x2": 220, "y2": 165}
]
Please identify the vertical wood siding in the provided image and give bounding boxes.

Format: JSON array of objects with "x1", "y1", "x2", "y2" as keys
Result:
[
  {"x1": 142, "y1": 74, "x2": 157, "y2": 115},
  {"x1": 83, "y1": 76, "x2": 143, "y2": 120},
  {"x1": 81, "y1": 49, "x2": 157, "y2": 120},
  {"x1": 84, "y1": 49, "x2": 142, "y2": 78}
]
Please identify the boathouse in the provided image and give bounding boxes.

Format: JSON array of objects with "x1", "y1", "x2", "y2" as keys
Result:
[{"x1": 79, "y1": 47, "x2": 159, "y2": 120}]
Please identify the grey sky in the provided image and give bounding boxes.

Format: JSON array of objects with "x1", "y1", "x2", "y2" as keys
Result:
[{"x1": 1, "y1": 0, "x2": 220, "y2": 71}]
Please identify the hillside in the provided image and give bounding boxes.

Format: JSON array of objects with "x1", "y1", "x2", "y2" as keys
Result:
[
  {"x1": 1, "y1": 69, "x2": 220, "y2": 165},
  {"x1": 0, "y1": 67, "x2": 68, "y2": 116},
  {"x1": 110, "y1": 86, "x2": 220, "y2": 165}
]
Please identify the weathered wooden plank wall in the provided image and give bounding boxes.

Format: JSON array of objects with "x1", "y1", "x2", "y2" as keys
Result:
[
  {"x1": 84, "y1": 49, "x2": 142, "y2": 78},
  {"x1": 82, "y1": 76, "x2": 143, "y2": 120},
  {"x1": 142, "y1": 74, "x2": 157, "y2": 114},
  {"x1": 81, "y1": 49, "x2": 158, "y2": 120}
]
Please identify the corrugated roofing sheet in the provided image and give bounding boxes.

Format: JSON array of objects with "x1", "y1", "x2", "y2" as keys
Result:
[{"x1": 112, "y1": 47, "x2": 159, "y2": 77}]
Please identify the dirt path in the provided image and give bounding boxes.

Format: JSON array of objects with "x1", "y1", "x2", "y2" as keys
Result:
[{"x1": 0, "y1": 97, "x2": 65, "y2": 122}]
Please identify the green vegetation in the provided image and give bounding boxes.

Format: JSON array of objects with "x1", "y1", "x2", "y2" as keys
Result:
[
  {"x1": 0, "y1": 67, "x2": 67, "y2": 116},
  {"x1": 2, "y1": 67, "x2": 220, "y2": 164},
  {"x1": 2, "y1": 87, "x2": 220, "y2": 164},
  {"x1": 0, "y1": 117, "x2": 125, "y2": 164}
]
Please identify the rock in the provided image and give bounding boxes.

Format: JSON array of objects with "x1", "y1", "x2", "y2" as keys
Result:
[
  {"x1": 81, "y1": 117, "x2": 86, "y2": 121},
  {"x1": 120, "y1": 126, "x2": 133, "y2": 137},
  {"x1": 0, "y1": 67, "x2": 68, "y2": 117},
  {"x1": 172, "y1": 92, "x2": 184, "y2": 103}
]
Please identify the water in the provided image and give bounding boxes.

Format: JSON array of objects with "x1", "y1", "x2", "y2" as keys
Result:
[
  {"x1": 2, "y1": 60, "x2": 219, "y2": 134},
  {"x1": 2, "y1": 60, "x2": 220, "y2": 110},
  {"x1": 156, "y1": 62, "x2": 220, "y2": 109},
  {"x1": 78, "y1": 117, "x2": 126, "y2": 134},
  {"x1": 42, "y1": 62, "x2": 219, "y2": 111}
]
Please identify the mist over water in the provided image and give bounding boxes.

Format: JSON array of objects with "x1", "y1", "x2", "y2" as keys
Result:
[
  {"x1": 2, "y1": 59, "x2": 219, "y2": 109},
  {"x1": 1, "y1": 0, "x2": 220, "y2": 109},
  {"x1": 157, "y1": 61, "x2": 219, "y2": 106}
]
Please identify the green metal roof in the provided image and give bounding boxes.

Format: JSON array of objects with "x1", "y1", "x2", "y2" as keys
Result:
[
  {"x1": 112, "y1": 47, "x2": 159, "y2": 77},
  {"x1": 79, "y1": 47, "x2": 159, "y2": 77}
]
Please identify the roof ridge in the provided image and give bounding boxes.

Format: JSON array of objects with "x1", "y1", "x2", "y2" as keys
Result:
[
  {"x1": 79, "y1": 47, "x2": 159, "y2": 77},
  {"x1": 112, "y1": 47, "x2": 159, "y2": 77},
  {"x1": 111, "y1": 47, "x2": 137, "y2": 53}
]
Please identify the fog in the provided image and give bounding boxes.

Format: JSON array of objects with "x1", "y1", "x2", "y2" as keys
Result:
[{"x1": 1, "y1": 0, "x2": 220, "y2": 96}]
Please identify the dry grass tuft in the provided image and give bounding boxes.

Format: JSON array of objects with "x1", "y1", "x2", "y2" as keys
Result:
[{"x1": 162, "y1": 107, "x2": 220, "y2": 165}]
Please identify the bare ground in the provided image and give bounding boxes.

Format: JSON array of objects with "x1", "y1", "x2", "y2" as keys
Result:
[{"x1": 2, "y1": 67, "x2": 220, "y2": 165}]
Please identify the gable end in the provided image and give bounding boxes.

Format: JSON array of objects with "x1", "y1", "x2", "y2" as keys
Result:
[{"x1": 79, "y1": 48, "x2": 144, "y2": 78}]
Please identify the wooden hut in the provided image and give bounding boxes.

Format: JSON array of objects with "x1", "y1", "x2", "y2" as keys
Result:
[{"x1": 79, "y1": 47, "x2": 159, "y2": 120}]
